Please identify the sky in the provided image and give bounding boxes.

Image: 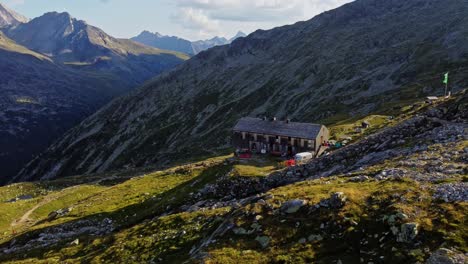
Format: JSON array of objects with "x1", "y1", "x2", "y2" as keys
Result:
[{"x1": 2, "y1": 0, "x2": 353, "y2": 41}]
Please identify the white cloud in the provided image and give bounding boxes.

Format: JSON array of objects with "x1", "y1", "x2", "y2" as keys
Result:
[
  {"x1": 170, "y1": 0, "x2": 352, "y2": 39},
  {"x1": 172, "y1": 7, "x2": 218, "y2": 32},
  {"x1": 171, "y1": 7, "x2": 222, "y2": 39},
  {"x1": 3, "y1": 0, "x2": 25, "y2": 7},
  {"x1": 176, "y1": 0, "x2": 305, "y2": 22}
]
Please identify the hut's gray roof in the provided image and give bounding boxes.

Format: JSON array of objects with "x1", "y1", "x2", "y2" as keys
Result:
[{"x1": 233, "y1": 117, "x2": 323, "y2": 140}]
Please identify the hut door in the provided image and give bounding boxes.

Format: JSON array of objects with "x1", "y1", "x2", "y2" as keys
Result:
[{"x1": 287, "y1": 145, "x2": 292, "y2": 156}]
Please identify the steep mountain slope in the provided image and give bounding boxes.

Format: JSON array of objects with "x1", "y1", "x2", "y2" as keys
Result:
[
  {"x1": 0, "y1": 8, "x2": 188, "y2": 183},
  {"x1": 131, "y1": 31, "x2": 247, "y2": 55},
  {"x1": 0, "y1": 3, "x2": 28, "y2": 28},
  {"x1": 15, "y1": 0, "x2": 468, "y2": 182},
  {"x1": 0, "y1": 31, "x2": 129, "y2": 184},
  {"x1": 0, "y1": 93, "x2": 466, "y2": 263}
]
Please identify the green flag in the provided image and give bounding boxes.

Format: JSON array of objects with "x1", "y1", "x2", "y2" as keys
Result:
[{"x1": 443, "y1": 72, "x2": 449, "y2": 85}]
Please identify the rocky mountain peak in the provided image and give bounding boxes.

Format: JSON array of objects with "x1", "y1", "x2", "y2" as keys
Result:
[
  {"x1": 30, "y1": 11, "x2": 85, "y2": 29},
  {"x1": 208, "y1": 36, "x2": 228, "y2": 43},
  {"x1": 230, "y1": 31, "x2": 246, "y2": 42},
  {"x1": 138, "y1": 30, "x2": 159, "y2": 37},
  {"x1": 0, "y1": 2, "x2": 29, "y2": 28},
  {"x1": 4, "y1": 11, "x2": 90, "y2": 57}
]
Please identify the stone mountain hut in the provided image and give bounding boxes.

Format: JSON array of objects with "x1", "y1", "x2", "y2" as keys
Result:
[{"x1": 232, "y1": 117, "x2": 329, "y2": 156}]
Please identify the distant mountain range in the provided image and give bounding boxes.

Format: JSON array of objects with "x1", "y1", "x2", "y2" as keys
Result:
[
  {"x1": 131, "y1": 31, "x2": 247, "y2": 55},
  {"x1": 16, "y1": 0, "x2": 468, "y2": 182},
  {"x1": 0, "y1": 3, "x2": 188, "y2": 183}
]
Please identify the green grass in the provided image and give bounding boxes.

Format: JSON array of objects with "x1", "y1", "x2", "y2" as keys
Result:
[
  {"x1": 0, "y1": 155, "x2": 234, "y2": 262},
  {"x1": 230, "y1": 156, "x2": 282, "y2": 177},
  {"x1": 0, "y1": 32, "x2": 51, "y2": 61},
  {"x1": 330, "y1": 114, "x2": 391, "y2": 141},
  {"x1": 15, "y1": 97, "x2": 40, "y2": 104}
]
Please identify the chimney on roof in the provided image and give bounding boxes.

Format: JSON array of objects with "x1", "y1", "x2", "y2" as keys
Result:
[
  {"x1": 272, "y1": 117, "x2": 277, "y2": 121},
  {"x1": 263, "y1": 116, "x2": 267, "y2": 121},
  {"x1": 286, "y1": 119, "x2": 291, "y2": 123}
]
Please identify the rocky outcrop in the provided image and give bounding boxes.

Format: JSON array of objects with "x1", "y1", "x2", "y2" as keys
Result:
[
  {"x1": 433, "y1": 183, "x2": 468, "y2": 202},
  {"x1": 1, "y1": 218, "x2": 114, "y2": 254},
  {"x1": 426, "y1": 248, "x2": 466, "y2": 264}
]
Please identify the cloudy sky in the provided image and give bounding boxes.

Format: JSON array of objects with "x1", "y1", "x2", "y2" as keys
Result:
[{"x1": 2, "y1": 0, "x2": 352, "y2": 40}]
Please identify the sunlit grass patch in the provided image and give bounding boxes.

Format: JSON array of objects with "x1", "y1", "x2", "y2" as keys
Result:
[
  {"x1": 15, "y1": 97, "x2": 39, "y2": 105},
  {"x1": 230, "y1": 156, "x2": 282, "y2": 177}
]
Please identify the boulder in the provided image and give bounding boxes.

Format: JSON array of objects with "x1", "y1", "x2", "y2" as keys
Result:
[
  {"x1": 397, "y1": 223, "x2": 418, "y2": 243},
  {"x1": 281, "y1": 199, "x2": 306, "y2": 214},
  {"x1": 47, "y1": 207, "x2": 73, "y2": 221},
  {"x1": 251, "y1": 223, "x2": 262, "y2": 231},
  {"x1": 232, "y1": 227, "x2": 248, "y2": 235},
  {"x1": 396, "y1": 213, "x2": 409, "y2": 221},
  {"x1": 47, "y1": 211, "x2": 58, "y2": 221},
  {"x1": 308, "y1": 234, "x2": 323, "y2": 242},
  {"x1": 5, "y1": 194, "x2": 33, "y2": 203},
  {"x1": 255, "y1": 236, "x2": 270, "y2": 248},
  {"x1": 329, "y1": 192, "x2": 347, "y2": 209},
  {"x1": 349, "y1": 175, "x2": 370, "y2": 182},
  {"x1": 426, "y1": 248, "x2": 466, "y2": 264}
]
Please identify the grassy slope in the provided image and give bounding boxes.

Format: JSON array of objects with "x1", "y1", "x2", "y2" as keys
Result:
[
  {"x1": 0, "y1": 31, "x2": 50, "y2": 61},
  {"x1": 206, "y1": 143, "x2": 467, "y2": 263},
  {"x1": 0, "y1": 97, "x2": 466, "y2": 263}
]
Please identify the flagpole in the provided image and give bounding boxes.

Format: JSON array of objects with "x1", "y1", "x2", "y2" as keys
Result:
[
  {"x1": 445, "y1": 82, "x2": 448, "y2": 97},
  {"x1": 447, "y1": 76, "x2": 451, "y2": 97},
  {"x1": 443, "y1": 72, "x2": 449, "y2": 97}
]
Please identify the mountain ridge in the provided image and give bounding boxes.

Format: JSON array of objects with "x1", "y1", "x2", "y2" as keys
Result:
[
  {"x1": 131, "y1": 30, "x2": 247, "y2": 55},
  {"x1": 6, "y1": 11, "x2": 188, "y2": 62},
  {"x1": 0, "y1": 2, "x2": 28, "y2": 28}
]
